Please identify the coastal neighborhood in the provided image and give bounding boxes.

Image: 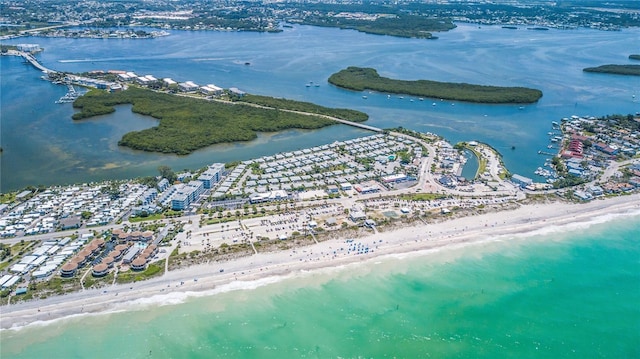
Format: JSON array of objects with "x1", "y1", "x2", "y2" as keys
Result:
[
  {"x1": 1, "y1": 43, "x2": 639, "y2": 300},
  {"x1": 1, "y1": 0, "x2": 640, "y2": 355},
  {"x1": 1, "y1": 110, "x2": 639, "y2": 302},
  {"x1": 1, "y1": 40, "x2": 640, "y2": 305}
]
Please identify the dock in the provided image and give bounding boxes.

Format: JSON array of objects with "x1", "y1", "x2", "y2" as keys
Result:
[{"x1": 538, "y1": 150, "x2": 556, "y2": 156}]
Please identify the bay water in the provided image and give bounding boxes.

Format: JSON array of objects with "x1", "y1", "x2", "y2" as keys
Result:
[{"x1": 1, "y1": 23, "x2": 639, "y2": 191}]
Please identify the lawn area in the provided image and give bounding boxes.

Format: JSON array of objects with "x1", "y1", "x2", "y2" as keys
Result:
[
  {"x1": 116, "y1": 263, "x2": 164, "y2": 284},
  {"x1": 129, "y1": 213, "x2": 164, "y2": 222}
]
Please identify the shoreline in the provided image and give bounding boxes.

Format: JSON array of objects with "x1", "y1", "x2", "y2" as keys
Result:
[{"x1": 2, "y1": 194, "x2": 639, "y2": 331}]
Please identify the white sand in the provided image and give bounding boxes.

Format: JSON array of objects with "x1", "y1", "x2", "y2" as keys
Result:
[{"x1": 2, "y1": 194, "x2": 639, "y2": 330}]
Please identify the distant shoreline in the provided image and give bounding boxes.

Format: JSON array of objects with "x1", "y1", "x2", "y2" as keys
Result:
[{"x1": 2, "y1": 193, "x2": 638, "y2": 331}]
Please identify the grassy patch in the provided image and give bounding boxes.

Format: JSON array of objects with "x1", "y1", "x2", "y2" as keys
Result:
[
  {"x1": 129, "y1": 213, "x2": 164, "y2": 222},
  {"x1": 116, "y1": 263, "x2": 164, "y2": 284},
  {"x1": 399, "y1": 193, "x2": 448, "y2": 201},
  {"x1": 0, "y1": 192, "x2": 16, "y2": 203}
]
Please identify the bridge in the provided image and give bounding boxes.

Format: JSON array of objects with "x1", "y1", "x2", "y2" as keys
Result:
[
  {"x1": 276, "y1": 107, "x2": 383, "y2": 133},
  {"x1": 19, "y1": 51, "x2": 58, "y2": 74},
  {"x1": 5, "y1": 50, "x2": 59, "y2": 74},
  {"x1": 326, "y1": 117, "x2": 383, "y2": 133}
]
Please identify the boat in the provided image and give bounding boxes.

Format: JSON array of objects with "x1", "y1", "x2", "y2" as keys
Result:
[
  {"x1": 419, "y1": 98, "x2": 424, "y2": 101},
  {"x1": 432, "y1": 103, "x2": 436, "y2": 106},
  {"x1": 362, "y1": 95, "x2": 367, "y2": 99},
  {"x1": 519, "y1": 106, "x2": 524, "y2": 110}
]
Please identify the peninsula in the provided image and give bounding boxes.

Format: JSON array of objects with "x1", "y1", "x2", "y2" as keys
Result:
[
  {"x1": 328, "y1": 67, "x2": 543, "y2": 104},
  {"x1": 72, "y1": 87, "x2": 369, "y2": 155},
  {"x1": 583, "y1": 64, "x2": 640, "y2": 76},
  {"x1": 0, "y1": 112, "x2": 639, "y2": 330}
]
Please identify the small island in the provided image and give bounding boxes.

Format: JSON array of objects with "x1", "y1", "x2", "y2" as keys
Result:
[
  {"x1": 583, "y1": 64, "x2": 640, "y2": 76},
  {"x1": 328, "y1": 67, "x2": 543, "y2": 104},
  {"x1": 72, "y1": 87, "x2": 369, "y2": 155},
  {"x1": 297, "y1": 14, "x2": 455, "y2": 39}
]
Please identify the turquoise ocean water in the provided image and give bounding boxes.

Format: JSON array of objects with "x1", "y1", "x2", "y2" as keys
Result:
[{"x1": 2, "y1": 212, "x2": 639, "y2": 358}]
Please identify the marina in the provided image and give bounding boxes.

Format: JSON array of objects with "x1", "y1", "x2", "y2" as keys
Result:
[{"x1": 55, "y1": 85, "x2": 82, "y2": 104}]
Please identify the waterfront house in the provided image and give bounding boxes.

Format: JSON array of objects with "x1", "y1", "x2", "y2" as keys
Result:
[{"x1": 178, "y1": 81, "x2": 199, "y2": 92}]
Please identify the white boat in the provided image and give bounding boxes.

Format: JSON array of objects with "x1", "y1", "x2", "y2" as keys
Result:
[{"x1": 362, "y1": 95, "x2": 367, "y2": 99}]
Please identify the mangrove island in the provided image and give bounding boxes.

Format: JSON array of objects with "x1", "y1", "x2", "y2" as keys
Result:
[
  {"x1": 328, "y1": 67, "x2": 543, "y2": 104},
  {"x1": 72, "y1": 87, "x2": 369, "y2": 155},
  {"x1": 583, "y1": 64, "x2": 640, "y2": 76}
]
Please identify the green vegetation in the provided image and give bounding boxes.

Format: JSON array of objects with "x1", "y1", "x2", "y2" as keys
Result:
[
  {"x1": 72, "y1": 87, "x2": 368, "y2": 155},
  {"x1": 399, "y1": 193, "x2": 448, "y2": 201},
  {"x1": 129, "y1": 213, "x2": 164, "y2": 222},
  {"x1": 583, "y1": 64, "x2": 640, "y2": 76},
  {"x1": 238, "y1": 94, "x2": 368, "y2": 122},
  {"x1": 629, "y1": 55, "x2": 640, "y2": 61},
  {"x1": 0, "y1": 44, "x2": 18, "y2": 53},
  {"x1": 456, "y1": 142, "x2": 487, "y2": 179},
  {"x1": 0, "y1": 192, "x2": 16, "y2": 203},
  {"x1": 116, "y1": 263, "x2": 164, "y2": 283},
  {"x1": 329, "y1": 67, "x2": 543, "y2": 104},
  {"x1": 157, "y1": 165, "x2": 177, "y2": 183},
  {"x1": 299, "y1": 14, "x2": 455, "y2": 39}
]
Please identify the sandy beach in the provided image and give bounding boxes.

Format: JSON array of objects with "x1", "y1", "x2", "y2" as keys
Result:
[{"x1": 2, "y1": 193, "x2": 639, "y2": 331}]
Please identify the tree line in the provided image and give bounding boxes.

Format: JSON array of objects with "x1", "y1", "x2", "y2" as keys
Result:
[
  {"x1": 72, "y1": 87, "x2": 369, "y2": 155},
  {"x1": 328, "y1": 67, "x2": 543, "y2": 104}
]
